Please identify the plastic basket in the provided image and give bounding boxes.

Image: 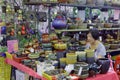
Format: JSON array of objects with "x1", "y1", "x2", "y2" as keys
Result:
[
  {"x1": 42, "y1": 72, "x2": 56, "y2": 80},
  {"x1": 0, "y1": 52, "x2": 12, "y2": 80},
  {"x1": 42, "y1": 70, "x2": 66, "y2": 80}
]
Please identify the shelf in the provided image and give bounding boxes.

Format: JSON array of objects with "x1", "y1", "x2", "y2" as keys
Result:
[
  {"x1": 60, "y1": 3, "x2": 120, "y2": 10},
  {"x1": 107, "y1": 48, "x2": 120, "y2": 52},
  {"x1": 24, "y1": 2, "x2": 59, "y2": 5},
  {"x1": 24, "y1": 2, "x2": 120, "y2": 9},
  {"x1": 55, "y1": 28, "x2": 120, "y2": 33}
]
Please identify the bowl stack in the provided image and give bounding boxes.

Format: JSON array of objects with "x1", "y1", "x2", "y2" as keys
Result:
[{"x1": 66, "y1": 53, "x2": 77, "y2": 64}]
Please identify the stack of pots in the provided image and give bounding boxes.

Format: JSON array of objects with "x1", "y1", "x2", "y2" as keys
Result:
[
  {"x1": 74, "y1": 62, "x2": 89, "y2": 79},
  {"x1": 66, "y1": 53, "x2": 77, "y2": 64},
  {"x1": 112, "y1": 0, "x2": 120, "y2": 6},
  {"x1": 41, "y1": 33, "x2": 52, "y2": 51},
  {"x1": 85, "y1": 49, "x2": 95, "y2": 64},
  {"x1": 75, "y1": 51, "x2": 86, "y2": 62}
]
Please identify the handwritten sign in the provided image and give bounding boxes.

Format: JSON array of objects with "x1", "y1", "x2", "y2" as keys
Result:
[{"x1": 7, "y1": 40, "x2": 18, "y2": 53}]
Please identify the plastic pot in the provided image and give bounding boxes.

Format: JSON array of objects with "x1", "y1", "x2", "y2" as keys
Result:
[{"x1": 97, "y1": 58, "x2": 110, "y2": 74}]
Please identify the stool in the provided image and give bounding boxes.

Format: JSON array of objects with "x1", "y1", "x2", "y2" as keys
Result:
[{"x1": 114, "y1": 55, "x2": 120, "y2": 74}]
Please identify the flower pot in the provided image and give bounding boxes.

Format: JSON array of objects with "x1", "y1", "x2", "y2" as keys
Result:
[
  {"x1": 86, "y1": 0, "x2": 96, "y2": 5},
  {"x1": 96, "y1": 0, "x2": 105, "y2": 6},
  {"x1": 52, "y1": 17, "x2": 67, "y2": 29},
  {"x1": 77, "y1": 0, "x2": 86, "y2": 5},
  {"x1": 75, "y1": 51, "x2": 86, "y2": 62},
  {"x1": 97, "y1": 58, "x2": 110, "y2": 74}
]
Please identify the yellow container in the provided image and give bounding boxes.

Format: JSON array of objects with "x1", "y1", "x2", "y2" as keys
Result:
[
  {"x1": 85, "y1": 49, "x2": 94, "y2": 58},
  {"x1": 66, "y1": 59, "x2": 77, "y2": 64},
  {"x1": 0, "y1": 52, "x2": 12, "y2": 80},
  {"x1": 42, "y1": 69, "x2": 66, "y2": 80},
  {"x1": 66, "y1": 53, "x2": 77, "y2": 64},
  {"x1": 42, "y1": 72, "x2": 56, "y2": 80},
  {"x1": 60, "y1": 58, "x2": 66, "y2": 63}
]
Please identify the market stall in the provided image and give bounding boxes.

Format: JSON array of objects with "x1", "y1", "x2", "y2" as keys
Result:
[{"x1": 0, "y1": 0, "x2": 120, "y2": 80}]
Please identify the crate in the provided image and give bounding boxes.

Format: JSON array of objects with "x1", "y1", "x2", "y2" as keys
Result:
[
  {"x1": 42, "y1": 69, "x2": 66, "y2": 80},
  {"x1": 0, "y1": 52, "x2": 12, "y2": 80}
]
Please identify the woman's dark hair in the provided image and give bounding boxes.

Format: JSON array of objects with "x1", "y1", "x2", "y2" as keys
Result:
[{"x1": 89, "y1": 28, "x2": 99, "y2": 40}]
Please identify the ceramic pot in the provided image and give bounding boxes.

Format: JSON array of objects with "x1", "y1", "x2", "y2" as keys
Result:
[
  {"x1": 86, "y1": 0, "x2": 96, "y2": 5},
  {"x1": 96, "y1": 0, "x2": 105, "y2": 5},
  {"x1": 77, "y1": 0, "x2": 86, "y2": 4},
  {"x1": 74, "y1": 62, "x2": 89, "y2": 78},
  {"x1": 42, "y1": 33, "x2": 49, "y2": 38},
  {"x1": 97, "y1": 58, "x2": 110, "y2": 74},
  {"x1": 104, "y1": 0, "x2": 112, "y2": 6},
  {"x1": 1, "y1": 26, "x2": 6, "y2": 34},
  {"x1": 42, "y1": 43, "x2": 52, "y2": 48},
  {"x1": 52, "y1": 17, "x2": 67, "y2": 29},
  {"x1": 56, "y1": 51, "x2": 66, "y2": 60},
  {"x1": 85, "y1": 49, "x2": 94, "y2": 58},
  {"x1": 75, "y1": 51, "x2": 86, "y2": 62},
  {"x1": 54, "y1": 43, "x2": 67, "y2": 50}
]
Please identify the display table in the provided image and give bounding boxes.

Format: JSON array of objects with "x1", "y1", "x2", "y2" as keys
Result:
[{"x1": 86, "y1": 70, "x2": 119, "y2": 80}]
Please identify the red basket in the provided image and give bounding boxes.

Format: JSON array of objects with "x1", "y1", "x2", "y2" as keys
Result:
[{"x1": 12, "y1": 54, "x2": 28, "y2": 63}]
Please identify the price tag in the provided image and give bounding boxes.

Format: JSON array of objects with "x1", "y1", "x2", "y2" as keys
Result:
[
  {"x1": 65, "y1": 64, "x2": 74, "y2": 74},
  {"x1": 78, "y1": 67, "x2": 83, "y2": 76}
]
